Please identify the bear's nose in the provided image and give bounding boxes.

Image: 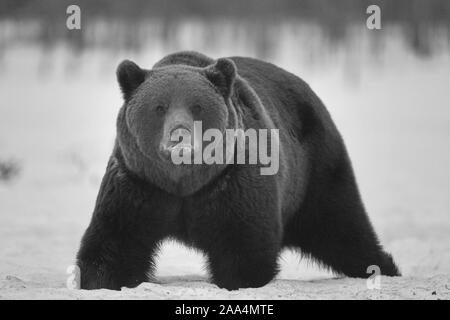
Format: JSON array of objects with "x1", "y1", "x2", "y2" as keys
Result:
[{"x1": 170, "y1": 126, "x2": 191, "y2": 144}]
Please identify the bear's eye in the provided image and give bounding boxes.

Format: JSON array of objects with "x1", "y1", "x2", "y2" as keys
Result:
[
  {"x1": 191, "y1": 104, "x2": 202, "y2": 115},
  {"x1": 155, "y1": 105, "x2": 166, "y2": 115}
]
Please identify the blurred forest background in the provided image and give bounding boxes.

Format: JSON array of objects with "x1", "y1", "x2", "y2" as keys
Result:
[{"x1": 1, "y1": 0, "x2": 450, "y2": 57}]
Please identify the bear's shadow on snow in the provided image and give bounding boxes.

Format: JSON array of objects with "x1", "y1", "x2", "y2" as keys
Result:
[
  {"x1": 151, "y1": 274, "x2": 346, "y2": 289},
  {"x1": 154, "y1": 275, "x2": 210, "y2": 286}
]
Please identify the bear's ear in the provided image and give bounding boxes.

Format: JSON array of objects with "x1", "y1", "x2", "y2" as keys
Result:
[
  {"x1": 204, "y1": 58, "x2": 237, "y2": 99},
  {"x1": 116, "y1": 60, "x2": 146, "y2": 100}
]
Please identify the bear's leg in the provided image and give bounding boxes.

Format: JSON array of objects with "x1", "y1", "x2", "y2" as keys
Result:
[
  {"x1": 77, "y1": 224, "x2": 161, "y2": 290},
  {"x1": 198, "y1": 203, "x2": 281, "y2": 289},
  {"x1": 187, "y1": 169, "x2": 283, "y2": 290},
  {"x1": 76, "y1": 157, "x2": 167, "y2": 290},
  {"x1": 208, "y1": 246, "x2": 280, "y2": 290},
  {"x1": 286, "y1": 161, "x2": 400, "y2": 277}
]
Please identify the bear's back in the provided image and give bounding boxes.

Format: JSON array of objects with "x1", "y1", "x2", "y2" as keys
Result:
[
  {"x1": 154, "y1": 51, "x2": 337, "y2": 145},
  {"x1": 153, "y1": 51, "x2": 214, "y2": 69}
]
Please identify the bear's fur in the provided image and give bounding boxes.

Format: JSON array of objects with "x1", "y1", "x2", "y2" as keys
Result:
[{"x1": 76, "y1": 51, "x2": 400, "y2": 290}]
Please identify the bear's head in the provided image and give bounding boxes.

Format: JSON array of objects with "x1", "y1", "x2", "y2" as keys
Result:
[{"x1": 115, "y1": 58, "x2": 241, "y2": 196}]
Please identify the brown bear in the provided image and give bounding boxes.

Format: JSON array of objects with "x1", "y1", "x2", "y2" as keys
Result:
[{"x1": 76, "y1": 51, "x2": 400, "y2": 290}]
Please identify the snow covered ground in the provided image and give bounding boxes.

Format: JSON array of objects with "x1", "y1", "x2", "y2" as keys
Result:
[{"x1": 1, "y1": 24, "x2": 449, "y2": 299}]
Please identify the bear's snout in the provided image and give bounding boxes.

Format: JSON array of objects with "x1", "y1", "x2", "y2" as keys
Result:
[
  {"x1": 159, "y1": 125, "x2": 193, "y2": 161},
  {"x1": 170, "y1": 126, "x2": 191, "y2": 143}
]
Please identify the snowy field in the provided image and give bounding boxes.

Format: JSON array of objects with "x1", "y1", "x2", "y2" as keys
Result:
[{"x1": 0, "y1": 23, "x2": 449, "y2": 299}]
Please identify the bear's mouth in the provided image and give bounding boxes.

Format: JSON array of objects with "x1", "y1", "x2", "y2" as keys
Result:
[{"x1": 159, "y1": 126, "x2": 196, "y2": 162}]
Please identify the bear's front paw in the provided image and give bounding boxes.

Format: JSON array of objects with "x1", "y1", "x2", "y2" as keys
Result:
[
  {"x1": 214, "y1": 275, "x2": 272, "y2": 291},
  {"x1": 78, "y1": 260, "x2": 121, "y2": 290}
]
